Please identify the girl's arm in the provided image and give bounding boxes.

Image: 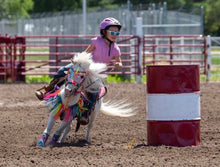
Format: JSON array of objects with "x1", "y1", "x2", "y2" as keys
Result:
[{"x1": 84, "y1": 44, "x2": 95, "y2": 53}]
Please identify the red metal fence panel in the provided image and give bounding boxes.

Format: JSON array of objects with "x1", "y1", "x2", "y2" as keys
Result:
[
  {"x1": 142, "y1": 35, "x2": 207, "y2": 75},
  {"x1": 0, "y1": 35, "x2": 140, "y2": 82},
  {"x1": 0, "y1": 36, "x2": 13, "y2": 82},
  {"x1": 0, "y1": 34, "x2": 207, "y2": 82}
]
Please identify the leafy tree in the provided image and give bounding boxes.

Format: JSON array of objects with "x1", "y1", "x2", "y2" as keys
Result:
[
  {"x1": 0, "y1": 0, "x2": 34, "y2": 19},
  {"x1": 32, "y1": 0, "x2": 81, "y2": 13},
  {"x1": 88, "y1": 0, "x2": 118, "y2": 10},
  {"x1": 204, "y1": 0, "x2": 220, "y2": 36}
]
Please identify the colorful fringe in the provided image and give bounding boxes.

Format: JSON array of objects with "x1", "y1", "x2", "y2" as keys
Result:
[{"x1": 43, "y1": 90, "x2": 88, "y2": 122}]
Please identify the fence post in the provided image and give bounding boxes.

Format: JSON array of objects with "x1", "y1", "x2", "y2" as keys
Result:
[
  {"x1": 206, "y1": 35, "x2": 211, "y2": 81},
  {"x1": 82, "y1": 0, "x2": 87, "y2": 35},
  {"x1": 1, "y1": 19, "x2": 5, "y2": 35},
  {"x1": 136, "y1": 17, "x2": 143, "y2": 83}
]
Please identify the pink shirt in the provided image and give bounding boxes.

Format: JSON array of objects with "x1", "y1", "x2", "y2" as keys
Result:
[{"x1": 91, "y1": 37, "x2": 121, "y2": 64}]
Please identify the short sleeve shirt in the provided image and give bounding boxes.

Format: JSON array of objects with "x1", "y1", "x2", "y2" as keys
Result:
[{"x1": 91, "y1": 37, "x2": 121, "y2": 64}]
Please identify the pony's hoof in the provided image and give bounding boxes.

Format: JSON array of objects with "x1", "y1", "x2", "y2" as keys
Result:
[
  {"x1": 36, "y1": 141, "x2": 45, "y2": 147},
  {"x1": 85, "y1": 138, "x2": 91, "y2": 144},
  {"x1": 47, "y1": 134, "x2": 60, "y2": 147},
  {"x1": 36, "y1": 133, "x2": 49, "y2": 147}
]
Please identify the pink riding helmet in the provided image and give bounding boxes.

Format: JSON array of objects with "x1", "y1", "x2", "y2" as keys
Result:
[{"x1": 99, "y1": 17, "x2": 122, "y2": 33}]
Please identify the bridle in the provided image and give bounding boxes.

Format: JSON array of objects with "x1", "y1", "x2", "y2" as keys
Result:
[
  {"x1": 64, "y1": 64, "x2": 105, "y2": 103},
  {"x1": 65, "y1": 65, "x2": 87, "y2": 95}
]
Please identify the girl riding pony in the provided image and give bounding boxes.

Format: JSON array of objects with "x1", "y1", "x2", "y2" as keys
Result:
[{"x1": 35, "y1": 17, "x2": 123, "y2": 124}]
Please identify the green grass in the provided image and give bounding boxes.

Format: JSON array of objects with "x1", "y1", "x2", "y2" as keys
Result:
[
  {"x1": 200, "y1": 68, "x2": 220, "y2": 82},
  {"x1": 106, "y1": 75, "x2": 136, "y2": 83},
  {"x1": 26, "y1": 75, "x2": 52, "y2": 83},
  {"x1": 212, "y1": 48, "x2": 220, "y2": 51},
  {"x1": 25, "y1": 47, "x2": 49, "y2": 52},
  {"x1": 211, "y1": 68, "x2": 220, "y2": 74},
  {"x1": 212, "y1": 57, "x2": 220, "y2": 65},
  {"x1": 25, "y1": 55, "x2": 49, "y2": 61},
  {"x1": 25, "y1": 72, "x2": 220, "y2": 84},
  {"x1": 26, "y1": 75, "x2": 137, "y2": 84}
]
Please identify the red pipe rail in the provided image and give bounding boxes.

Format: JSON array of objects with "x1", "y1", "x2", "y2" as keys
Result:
[
  {"x1": 0, "y1": 34, "x2": 207, "y2": 82},
  {"x1": 142, "y1": 35, "x2": 207, "y2": 75},
  {"x1": 0, "y1": 35, "x2": 140, "y2": 82}
]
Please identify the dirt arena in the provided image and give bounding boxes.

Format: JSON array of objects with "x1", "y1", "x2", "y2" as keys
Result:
[{"x1": 0, "y1": 82, "x2": 219, "y2": 167}]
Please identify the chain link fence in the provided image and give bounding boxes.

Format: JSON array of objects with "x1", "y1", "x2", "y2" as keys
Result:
[{"x1": 0, "y1": 3, "x2": 203, "y2": 36}]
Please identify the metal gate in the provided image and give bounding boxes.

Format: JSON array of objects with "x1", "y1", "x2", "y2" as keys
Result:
[
  {"x1": 0, "y1": 34, "x2": 208, "y2": 82},
  {"x1": 142, "y1": 35, "x2": 207, "y2": 75},
  {"x1": 0, "y1": 35, "x2": 140, "y2": 82},
  {"x1": 0, "y1": 36, "x2": 25, "y2": 82}
]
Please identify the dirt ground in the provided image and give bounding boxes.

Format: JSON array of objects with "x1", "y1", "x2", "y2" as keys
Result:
[{"x1": 0, "y1": 82, "x2": 219, "y2": 167}]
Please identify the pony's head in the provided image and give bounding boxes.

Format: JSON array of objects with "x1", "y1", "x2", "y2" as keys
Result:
[
  {"x1": 64, "y1": 63, "x2": 87, "y2": 97},
  {"x1": 64, "y1": 52, "x2": 108, "y2": 97}
]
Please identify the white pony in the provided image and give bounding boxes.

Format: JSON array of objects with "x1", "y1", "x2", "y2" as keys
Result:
[{"x1": 37, "y1": 52, "x2": 136, "y2": 147}]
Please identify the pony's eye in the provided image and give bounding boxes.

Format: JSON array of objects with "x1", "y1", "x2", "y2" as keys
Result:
[{"x1": 80, "y1": 75, "x2": 84, "y2": 79}]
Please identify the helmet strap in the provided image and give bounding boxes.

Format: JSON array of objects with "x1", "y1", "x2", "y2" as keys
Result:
[
  {"x1": 104, "y1": 37, "x2": 113, "y2": 57},
  {"x1": 102, "y1": 29, "x2": 114, "y2": 56},
  {"x1": 108, "y1": 42, "x2": 112, "y2": 57},
  {"x1": 101, "y1": 33, "x2": 113, "y2": 57}
]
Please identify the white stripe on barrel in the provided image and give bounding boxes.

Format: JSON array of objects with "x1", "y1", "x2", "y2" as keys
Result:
[
  {"x1": 147, "y1": 93, "x2": 200, "y2": 120},
  {"x1": 146, "y1": 65, "x2": 201, "y2": 147}
]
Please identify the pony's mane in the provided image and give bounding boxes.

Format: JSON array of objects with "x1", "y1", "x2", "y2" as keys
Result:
[
  {"x1": 71, "y1": 52, "x2": 93, "y2": 71},
  {"x1": 71, "y1": 52, "x2": 108, "y2": 93}
]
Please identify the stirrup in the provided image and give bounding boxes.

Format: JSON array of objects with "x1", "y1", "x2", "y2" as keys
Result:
[
  {"x1": 80, "y1": 116, "x2": 89, "y2": 125},
  {"x1": 75, "y1": 116, "x2": 89, "y2": 133},
  {"x1": 35, "y1": 91, "x2": 44, "y2": 101}
]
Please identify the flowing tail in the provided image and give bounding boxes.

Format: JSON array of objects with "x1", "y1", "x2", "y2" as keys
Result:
[{"x1": 100, "y1": 99, "x2": 136, "y2": 117}]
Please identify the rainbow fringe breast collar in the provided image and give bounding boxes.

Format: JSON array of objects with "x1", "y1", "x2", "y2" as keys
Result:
[{"x1": 44, "y1": 89, "x2": 88, "y2": 122}]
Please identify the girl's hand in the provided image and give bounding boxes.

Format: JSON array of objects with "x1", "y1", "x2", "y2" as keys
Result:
[{"x1": 114, "y1": 62, "x2": 122, "y2": 69}]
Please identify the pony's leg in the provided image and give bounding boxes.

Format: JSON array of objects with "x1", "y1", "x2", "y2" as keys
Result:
[
  {"x1": 43, "y1": 112, "x2": 56, "y2": 135},
  {"x1": 85, "y1": 99, "x2": 102, "y2": 143},
  {"x1": 37, "y1": 112, "x2": 56, "y2": 147},
  {"x1": 58, "y1": 120, "x2": 73, "y2": 143},
  {"x1": 48, "y1": 119, "x2": 70, "y2": 146}
]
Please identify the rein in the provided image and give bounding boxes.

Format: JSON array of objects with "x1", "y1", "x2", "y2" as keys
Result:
[
  {"x1": 63, "y1": 96, "x2": 70, "y2": 109},
  {"x1": 85, "y1": 78, "x2": 101, "y2": 89}
]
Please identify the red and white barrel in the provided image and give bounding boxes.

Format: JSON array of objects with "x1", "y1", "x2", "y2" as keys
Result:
[{"x1": 146, "y1": 65, "x2": 201, "y2": 147}]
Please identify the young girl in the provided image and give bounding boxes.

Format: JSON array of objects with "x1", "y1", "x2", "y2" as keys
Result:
[{"x1": 35, "y1": 17, "x2": 123, "y2": 124}]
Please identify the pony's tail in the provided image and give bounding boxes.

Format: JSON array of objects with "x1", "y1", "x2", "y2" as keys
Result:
[{"x1": 100, "y1": 99, "x2": 137, "y2": 117}]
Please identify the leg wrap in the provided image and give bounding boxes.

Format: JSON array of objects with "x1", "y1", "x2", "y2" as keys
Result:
[
  {"x1": 37, "y1": 133, "x2": 49, "y2": 147},
  {"x1": 48, "y1": 134, "x2": 60, "y2": 147}
]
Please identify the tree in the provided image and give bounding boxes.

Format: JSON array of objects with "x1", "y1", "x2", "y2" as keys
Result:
[
  {"x1": 31, "y1": 0, "x2": 81, "y2": 13},
  {"x1": 204, "y1": 0, "x2": 220, "y2": 36},
  {"x1": 0, "y1": 0, "x2": 34, "y2": 19}
]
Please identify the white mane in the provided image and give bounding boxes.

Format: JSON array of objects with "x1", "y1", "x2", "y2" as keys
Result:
[
  {"x1": 71, "y1": 52, "x2": 108, "y2": 93},
  {"x1": 71, "y1": 52, "x2": 92, "y2": 71}
]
